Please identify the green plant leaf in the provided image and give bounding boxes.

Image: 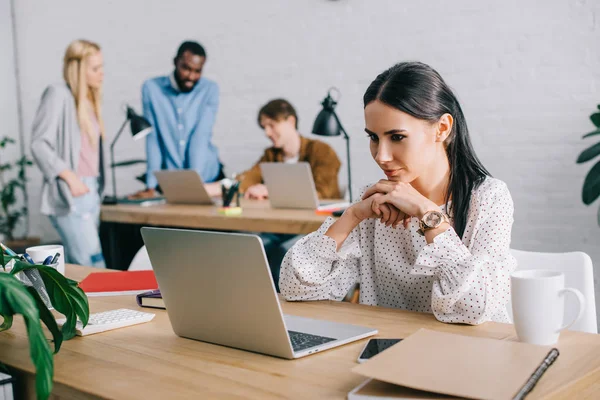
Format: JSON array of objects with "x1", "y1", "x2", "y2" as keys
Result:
[
  {"x1": 10, "y1": 262, "x2": 89, "y2": 339},
  {"x1": 592, "y1": 113, "x2": 600, "y2": 128},
  {"x1": 577, "y1": 142, "x2": 600, "y2": 163},
  {"x1": 0, "y1": 313, "x2": 13, "y2": 331},
  {"x1": 24, "y1": 286, "x2": 62, "y2": 353},
  {"x1": 583, "y1": 129, "x2": 600, "y2": 139},
  {"x1": 0, "y1": 273, "x2": 53, "y2": 400},
  {"x1": 582, "y1": 161, "x2": 600, "y2": 205},
  {"x1": 0, "y1": 137, "x2": 15, "y2": 147}
]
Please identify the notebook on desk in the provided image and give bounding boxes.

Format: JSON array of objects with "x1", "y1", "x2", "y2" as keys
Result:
[
  {"x1": 136, "y1": 289, "x2": 165, "y2": 309},
  {"x1": 351, "y1": 329, "x2": 559, "y2": 400},
  {"x1": 79, "y1": 271, "x2": 158, "y2": 297}
]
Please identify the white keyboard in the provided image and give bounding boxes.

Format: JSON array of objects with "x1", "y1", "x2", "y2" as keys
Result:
[{"x1": 56, "y1": 308, "x2": 155, "y2": 336}]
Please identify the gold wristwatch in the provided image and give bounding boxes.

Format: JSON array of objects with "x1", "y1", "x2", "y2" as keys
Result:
[{"x1": 417, "y1": 210, "x2": 450, "y2": 236}]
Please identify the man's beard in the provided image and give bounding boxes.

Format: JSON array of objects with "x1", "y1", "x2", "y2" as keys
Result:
[{"x1": 175, "y1": 74, "x2": 196, "y2": 93}]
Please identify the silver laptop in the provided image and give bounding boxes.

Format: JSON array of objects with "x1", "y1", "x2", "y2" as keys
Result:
[
  {"x1": 154, "y1": 170, "x2": 219, "y2": 205},
  {"x1": 260, "y1": 162, "x2": 348, "y2": 210},
  {"x1": 141, "y1": 227, "x2": 377, "y2": 359}
]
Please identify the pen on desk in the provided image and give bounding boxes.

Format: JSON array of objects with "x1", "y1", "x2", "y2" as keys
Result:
[
  {"x1": 42, "y1": 255, "x2": 54, "y2": 265},
  {"x1": 0, "y1": 242, "x2": 18, "y2": 257},
  {"x1": 23, "y1": 253, "x2": 35, "y2": 264},
  {"x1": 50, "y1": 252, "x2": 61, "y2": 264},
  {"x1": 223, "y1": 182, "x2": 240, "y2": 207}
]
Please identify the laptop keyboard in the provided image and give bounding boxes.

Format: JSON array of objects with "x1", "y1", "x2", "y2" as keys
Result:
[{"x1": 288, "y1": 330, "x2": 336, "y2": 352}]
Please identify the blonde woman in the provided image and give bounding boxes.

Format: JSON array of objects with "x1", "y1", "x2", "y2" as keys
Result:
[{"x1": 31, "y1": 39, "x2": 106, "y2": 268}]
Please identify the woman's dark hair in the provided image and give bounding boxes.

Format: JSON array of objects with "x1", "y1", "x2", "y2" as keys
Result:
[
  {"x1": 257, "y1": 99, "x2": 298, "y2": 129},
  {"x1": 363, "y1": 61, "x2": 489, "y2": 238}
]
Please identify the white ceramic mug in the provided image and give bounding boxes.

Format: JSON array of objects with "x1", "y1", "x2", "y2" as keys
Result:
[
  {"x1": 26, "y1": 245, "x2": 65, "y2": 275},
  {"x1": 511, "y1": 270, "x2": 585, "y2": 345}
]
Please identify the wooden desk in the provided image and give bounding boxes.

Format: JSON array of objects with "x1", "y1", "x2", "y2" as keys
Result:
[
  {"x1": 2, "y1": 265, "x2": 600, "y2": 399},
  {"x1": 101, "y1": 200, "x2": 329, "y2": 234},
  {"x1": 100, "y1": 200, "x2": 331, "y2": 269}
]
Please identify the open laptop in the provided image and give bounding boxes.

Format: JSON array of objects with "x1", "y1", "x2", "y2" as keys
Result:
[
  {"x1": 154, "y1": 170, "x2": 219, "y2": 205},
  {"x1": 141, "y1": 227, "x2": 377, "y2": 359},
  {"x1": 260, "y1": 162, "x2": 348, "y2": 210}
]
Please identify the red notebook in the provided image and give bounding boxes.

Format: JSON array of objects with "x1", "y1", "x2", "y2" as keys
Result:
[{"x1": 79, "y1": 271, "x2": 158, "y2": 297}]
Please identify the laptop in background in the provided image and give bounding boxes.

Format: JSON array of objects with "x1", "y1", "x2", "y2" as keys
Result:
[
  {"x1": 260, "y1": 162, "x2": 348, "y2": 210},
  {"x1": 141, "y1": 227, "x2": 377, "y2": 359},
  {"x1": 154, "y1": 170, "x2": 220, "y2": 205}
]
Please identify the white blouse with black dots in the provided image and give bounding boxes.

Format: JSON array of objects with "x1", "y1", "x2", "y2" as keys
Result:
[{"x1": 279, "y1": 177, "x2": 517, "y2": 325}]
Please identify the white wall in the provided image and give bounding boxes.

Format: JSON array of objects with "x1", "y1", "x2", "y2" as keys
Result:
[
  {"x1": 9, "y1": 1, "x2": 600, "y2": 309},
  {"x1": 0, "y1": 0, "x2": 26, "y2": 240},
  {"x1": 0, "y1": 1, "x2": 19, "y2": 144}
]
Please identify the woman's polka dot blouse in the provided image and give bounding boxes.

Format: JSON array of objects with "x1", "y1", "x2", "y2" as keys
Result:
[{"x1": 279, "y1": 177, "x2": 517, "y2": 325}]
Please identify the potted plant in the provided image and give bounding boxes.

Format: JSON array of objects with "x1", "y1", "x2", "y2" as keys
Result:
[
  {"x1": 0, "y1": 136, "x2": 40, "y2": 252},
  {"x1": 0, "y1": 252, "x2": 89, "y2": 400},
  {"x1": 576, "y1": 105, "x2": 600, "y2": 224}
]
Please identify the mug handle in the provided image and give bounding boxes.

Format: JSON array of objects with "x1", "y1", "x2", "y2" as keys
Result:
[{"x1": 557, "y1": 287, "x2": 585, "y2": 332}]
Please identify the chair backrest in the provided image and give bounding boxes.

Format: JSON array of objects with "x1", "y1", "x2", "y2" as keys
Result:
[
  {"x1": 128, "y1": 245, "x2": 153, "y2": 271},
  {"x1": 508, "y1": 249, "x2": 597, "y2": 334}
]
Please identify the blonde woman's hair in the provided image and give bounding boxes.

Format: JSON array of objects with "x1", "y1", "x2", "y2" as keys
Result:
[{"x1": 63, "y1": 39, "x2": 104, "y2": 146}]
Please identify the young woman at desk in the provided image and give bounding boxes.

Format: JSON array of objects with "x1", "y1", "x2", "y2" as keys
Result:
[
  {"x1": 280, "y1": 62, "x2": 517, "y2": 324},
  {"x1": 31, "y1": 39, "x2": 106, "y2": 268}
]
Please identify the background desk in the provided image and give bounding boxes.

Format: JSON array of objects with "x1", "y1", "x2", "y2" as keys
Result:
[
  {"x1": 100, "y1": 200, "x2": 330, "y2": 270},
  {"x1": 1, "y1": 265, "x2": 600, "y2": 399}
]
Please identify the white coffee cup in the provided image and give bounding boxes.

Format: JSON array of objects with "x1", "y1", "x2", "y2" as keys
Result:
[
  {"x1": 26, "y1": 245, "x2": 65, "y2": 275},
  {"x1": 511, "y1": 270, "x2": 585, "y2": 345}
]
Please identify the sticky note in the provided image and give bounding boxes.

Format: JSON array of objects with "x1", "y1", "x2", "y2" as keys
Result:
[{"x1": 217, "y1": 207, "x2": 242, "y2": 216}]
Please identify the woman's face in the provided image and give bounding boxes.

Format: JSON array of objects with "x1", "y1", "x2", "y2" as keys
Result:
[
  {"x1": 86, "y1": 51, "x2": 104, "y2": 90},
  {"x1": 364, "y1": 100, "x2": 449, "y2": 183}
]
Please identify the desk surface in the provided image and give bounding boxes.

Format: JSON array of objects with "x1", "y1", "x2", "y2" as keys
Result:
[
  {"x1": 2, "y1": 265, "x2": 600, "y2": 399},
  {"x1": 101, "y1": 199, "x2": 330, "y2": 234}
]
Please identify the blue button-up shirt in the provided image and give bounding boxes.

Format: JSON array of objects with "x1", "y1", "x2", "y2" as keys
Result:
[{"x1": 142, "y1": 74, "x2": 221, "y2": 189}]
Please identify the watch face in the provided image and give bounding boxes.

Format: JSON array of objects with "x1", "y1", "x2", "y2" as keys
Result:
[{"x1": 424, "y1": 211, "x2": 443, "y2": 228}]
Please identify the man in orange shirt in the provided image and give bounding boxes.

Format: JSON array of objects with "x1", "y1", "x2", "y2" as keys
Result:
[{"x1": 239, "y1": 99, "x2": 342, "y2": 290}]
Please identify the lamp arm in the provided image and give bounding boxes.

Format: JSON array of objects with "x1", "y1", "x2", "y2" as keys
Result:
[
  {"x1": 331, "y1": 111, "x2": 353, "y2": 202},
  {"x1": 110, "y1": 119, "x2": 129, "y2": 200}
]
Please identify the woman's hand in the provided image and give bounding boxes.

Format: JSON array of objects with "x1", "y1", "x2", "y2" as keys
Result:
[
  {"x1": 244, "y1": 184, "x2": 269, "y2": 200},
  {"x1": 349, "y1": 192, "x2": 407, "y2": 228},
  {"x1": 362, "y1": 180, "x2": 440, "y2": 224},
  {"x1": 59, "y1": 170, "x2": 89, "y2": 197}
]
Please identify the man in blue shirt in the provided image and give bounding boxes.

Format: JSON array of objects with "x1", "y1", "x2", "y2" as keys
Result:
[{"x1": 131, "y1": 41, "x2": 224, "y2": 199}]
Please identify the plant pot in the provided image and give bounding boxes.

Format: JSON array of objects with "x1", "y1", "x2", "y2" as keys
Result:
[{"x1": 5, "y1": 237, "x2": 41, "y2": 254}]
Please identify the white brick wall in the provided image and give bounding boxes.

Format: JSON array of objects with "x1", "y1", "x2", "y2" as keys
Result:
[
  {"x1": 5, "y1": 1, "x2": 600, "y2": 319},
  {"x1": 0, "y1": 1, "x2": 20, "y2": 160}
]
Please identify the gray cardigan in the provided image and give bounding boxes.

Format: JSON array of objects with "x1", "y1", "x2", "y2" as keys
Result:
[{"x1": 30, "y1": 83, "x2": 103, "y2": 216}]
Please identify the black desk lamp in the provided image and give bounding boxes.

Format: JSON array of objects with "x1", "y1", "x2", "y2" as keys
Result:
[
  {"x1": 103, "y1": 106, "x2": 151, "y2": 204},
  {"x1": 312, "y1": 88, "x2": 353, "y2": 202}
]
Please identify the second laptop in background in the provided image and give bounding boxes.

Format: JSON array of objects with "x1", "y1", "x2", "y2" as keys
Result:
[
  {"x1": 260, "y1": 162, "x2": 348, "y2": 210},
  {"x1": 154, "y1": 170, "x2": 220, "y2": 205}
]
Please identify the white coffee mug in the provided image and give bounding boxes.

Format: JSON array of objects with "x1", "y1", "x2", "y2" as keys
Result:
[
  {"x1": 26, "y1": 245, "x2": 65, "y2": 275},
  {"x1": 511, "y1": 270, "x2": 585, "y2": 345}
]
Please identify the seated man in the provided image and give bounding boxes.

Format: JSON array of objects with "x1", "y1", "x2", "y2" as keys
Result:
[
  {"x1": 240, "y1": 98, "x2": 341, "y2": 200},
  {"x1": 239, "y1": 99, "x2": 341, "y2": 290},
  {"x1": 131, "y1": 41, "x2": 223, "y2": 199}
]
